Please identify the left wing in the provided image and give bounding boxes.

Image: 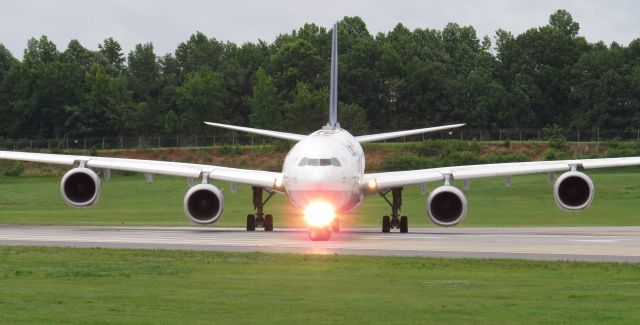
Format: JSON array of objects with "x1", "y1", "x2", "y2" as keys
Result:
[
  {"x1": 0, "y1": 151, "x2": 281, "y2": 189},
  {"x1": 363, "y1": 157, "x2": 640, "y2": 190}
]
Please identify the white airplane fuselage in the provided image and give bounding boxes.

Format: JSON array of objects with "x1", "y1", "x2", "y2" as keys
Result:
[{"x1": 282, "y1": 127, "x2": 365, "y2": 213}]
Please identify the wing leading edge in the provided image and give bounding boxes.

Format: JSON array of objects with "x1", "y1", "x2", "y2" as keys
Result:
[{"x1": 0, "y1": 151, "x2": 282, "y2": 189}]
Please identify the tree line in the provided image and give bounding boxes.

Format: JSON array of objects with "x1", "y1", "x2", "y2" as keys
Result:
[{"x1": 0, "y1": 10, "x2": 639, "y2": 139}]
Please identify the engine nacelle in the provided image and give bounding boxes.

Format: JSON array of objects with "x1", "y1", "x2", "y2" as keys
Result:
[
  {"x1": 60, "y1": 167, "x2": 100, "y2": 207},
  {"x1": 183, "y1": 184, "x2": 224, "y2": 224},
  {"x1": 427, "y1": 185, "x2": 468, "y2": 227},
  {"x1": 554, "y1": 171, "x2": 594, "y2": 212}
]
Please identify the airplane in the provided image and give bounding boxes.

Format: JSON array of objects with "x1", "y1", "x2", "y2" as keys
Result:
[{"x1": 2, "y1": 23, "x2": 640, "y2": 241}]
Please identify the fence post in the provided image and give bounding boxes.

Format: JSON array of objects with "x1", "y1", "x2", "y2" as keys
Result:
[
  {"x1": 577, "y1": 131, "x2": 580, "y2": 142},
  {"x1": 102, "y1": 137, "x2": 105, "y2": 150},
  {"x1": 499, "y1": 130, "x2": 502, "y2": 141},
  {"x1": 66, "y1": 139, "x2": 69, "y2": 149},
  {"x1": 120, "y1": 137, "x2": 123, "y2": 149},
  {"x1": 84, "y1": 138, "x2": 86, "y2": 150},
  {"x1": 213, "y1": 135, "x2": 216, "y2": 146},
  {"x1": 48, "y1": 139, "x2": 51, "y2": 150},
  {"x1": 158, "y1": 136, "x2": 161, "y2": 148},
  {"x1": 176, "y1": 136, "x2": 179, "y2": 148},
  {"x1": 195, "y1": 135, "x2": 198, "y2": 147},
  {"x1": 597, "y1": 128, "x2": 600, "y2": 142}
]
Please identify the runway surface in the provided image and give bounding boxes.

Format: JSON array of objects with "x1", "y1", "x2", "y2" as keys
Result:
[{"x1": 1, "y1": 225, "x2": 639, "y2": 262}]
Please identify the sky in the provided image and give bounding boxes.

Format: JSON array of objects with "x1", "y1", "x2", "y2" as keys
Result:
[{"x1": 1, "y1": 0, "x2": 638, "y2": 58}]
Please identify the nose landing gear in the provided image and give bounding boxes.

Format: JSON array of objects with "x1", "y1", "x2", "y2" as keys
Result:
[
  {"x1": 246, "y1": 187, "x2": 275, "y2": 232},
  {"x1": 380, "y1": 188, "x2": 408, "y2": 233},
  {"x1": 308, "y1": 226, "x2": 332, "y2": 241}
]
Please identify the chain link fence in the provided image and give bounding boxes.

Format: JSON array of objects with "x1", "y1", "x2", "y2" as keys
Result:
[{"x1": 1, "y1": 129, "x2": 639, "y2": 151}]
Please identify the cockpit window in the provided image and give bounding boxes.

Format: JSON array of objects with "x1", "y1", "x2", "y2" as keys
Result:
[{"x1": 298, "y1": 157, "x2": 341, "y2": 167}]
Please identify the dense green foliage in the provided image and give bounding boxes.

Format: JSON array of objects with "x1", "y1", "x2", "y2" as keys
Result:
[
  {"x1": 1, "y1": 10, "x2": 639, "y2": 138},
  {"x1": 1, "y1": 246, "x2": 640, "y2": 323}
]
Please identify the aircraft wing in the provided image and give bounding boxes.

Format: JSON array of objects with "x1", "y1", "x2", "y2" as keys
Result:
[
  {"x1": 363, "y1": 157, "x2": 640, "y2": 190},
  {"x1": 0, "y1": 151, "x2": 281, "y2": 189}
]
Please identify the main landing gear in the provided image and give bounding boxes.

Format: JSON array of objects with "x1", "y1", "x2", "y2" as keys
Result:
[
  {"x1": 380, "y1": 188, "x2": 408, "y2": 233},
  {"x1": 246, "y1": 187, "x2": 275, "y2": 232}
]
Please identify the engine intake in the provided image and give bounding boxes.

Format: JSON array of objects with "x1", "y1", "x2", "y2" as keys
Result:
[
  {"x1": 183, "y1": 184, "x2": 224, "y2": 224},
  {"x1": 427, "y1": 185, "x2": 468, "y2": 227},
  {"x1": 554, "y1": 171, "x2": 594, "y2": 211},
  {"x1": 60, "y1": 167, "x2": 100, "y2": 207}
]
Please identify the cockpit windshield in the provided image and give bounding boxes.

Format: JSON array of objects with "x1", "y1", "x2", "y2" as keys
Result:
[{"x1": 298, "y1": 157, "x2": 342, "y2": 167}]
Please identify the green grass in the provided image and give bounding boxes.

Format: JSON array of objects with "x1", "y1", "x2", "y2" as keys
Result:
[
  {"x1": 1, "y1": 167, "x2": 640, "y2": 228},
  {"x1": 0, "y1": 246, "x2": 639, "y2": 324}
]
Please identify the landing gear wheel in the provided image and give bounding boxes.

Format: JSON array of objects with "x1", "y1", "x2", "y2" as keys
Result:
[
  {"x1": 249, "y1": 187, "x2": 276, "y2": 231},
  {"x1": 246, "y1": 214, "x2": 256, "y2": 231},
  {"x1": 331, "y1": 218, "x2": 340, "y2": 233},
  {"x1": 380, "y1": 188, "x2": 408, "y2": 233},
  {"x1": 308, "y1": 227, "x2": 331, "y2": 241},
  {"x1": 400, "y1": 216, "x2": 408, "y2": 233},
  {"x1": 382, "y1": 215, "x2": 391, "y2": 233},
  {"x1": 264, "y1": 214, "x2": 274, "y2": 232}
]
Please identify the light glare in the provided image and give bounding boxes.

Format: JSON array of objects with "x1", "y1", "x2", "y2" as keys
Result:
[{"x1": 304, "y1": 201, "x2": 336, "y2": 228}]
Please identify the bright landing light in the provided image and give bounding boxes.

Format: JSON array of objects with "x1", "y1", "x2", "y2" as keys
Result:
[{"x1": 304, "y1": 201, "x2": 336, "y2": 228}]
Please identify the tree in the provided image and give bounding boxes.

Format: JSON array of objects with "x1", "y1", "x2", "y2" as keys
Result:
[
  {"x1": 284, "y1": 82, "x2": 326, "y2": 132},
  {"x1": 176, "y1": 68, "x2": 223, "y2": 134},
  {"x1": 549, "y1": 9, "x2": 580, "y2": 38},
  {"x1": 249, "y1": 67, "x2": 282, "y2": 130},
  {"x1": 98, "y1": 37, "x2": 125, "y2": 75},
  {"x1": 270, "y1": 39, "x2": 323, "y2": 97},
  {"x1": 127, "y1": 43, "x2": 160, "y2": 101}
]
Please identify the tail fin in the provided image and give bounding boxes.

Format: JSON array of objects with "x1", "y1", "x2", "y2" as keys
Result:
[{"x1": 328, "y1": 22, "x2": 339, "y2": 129}]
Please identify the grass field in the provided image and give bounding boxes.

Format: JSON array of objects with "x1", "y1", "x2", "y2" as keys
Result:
[
  {"x1": 1, "y1": 167, "x2": 640, "y2": 228},
  {"x1": 0, "y1": 246, "x2": 639, "y2": 324}
]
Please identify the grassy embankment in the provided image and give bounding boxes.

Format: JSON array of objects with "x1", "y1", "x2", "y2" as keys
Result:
[
  {"x1": 1, "y1": 246, "x2": 639, "y2": 323},
  {"x1": 1, "y1": 140, "x2": 640, "y2": 227}
]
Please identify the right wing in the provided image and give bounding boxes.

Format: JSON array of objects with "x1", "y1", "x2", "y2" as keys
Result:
[
  {"x1": 0, "y1": 151, "x2": 282, "y2": 189},
  {"x1": 363, "y1": 157, "x2": 640, "y2": 190},
  {"x1": 204, "y1": 122, "x2": 306, "y2": 142}
]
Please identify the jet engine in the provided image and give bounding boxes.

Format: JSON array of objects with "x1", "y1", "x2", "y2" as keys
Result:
[
  {"x1": 554, "y1": 171, "x2": 594, "y2": 211},
  {"x1": 60, "y1": 167, "x2": 100, "y2": 207},
  {"x1": 183, "y1": 184, "x2": 224, "y2": 224},
  {"x1": 427, "y1": 185, "x2": 468, "y2": 226}
]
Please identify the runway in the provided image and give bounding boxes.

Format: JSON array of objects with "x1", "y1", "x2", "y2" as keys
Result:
[{"x1": 1, "y1": 225, "x2": 639, "y2": 262}]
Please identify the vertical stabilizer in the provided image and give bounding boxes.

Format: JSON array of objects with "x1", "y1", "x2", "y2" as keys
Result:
[{"x1": 328, "y1": 23, "x2": 339, "y2": 128}]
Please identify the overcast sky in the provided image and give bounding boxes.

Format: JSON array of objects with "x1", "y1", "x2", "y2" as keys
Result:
[{"x1": 1, "y1": 0, "x2": 638, "y2": 58}]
